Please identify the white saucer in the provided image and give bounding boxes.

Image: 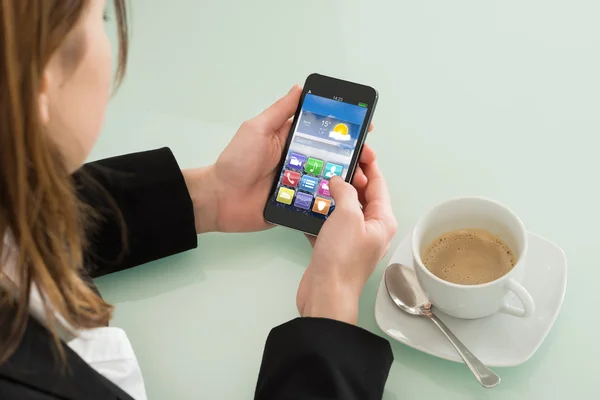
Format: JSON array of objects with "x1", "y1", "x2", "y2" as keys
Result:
[{"x1": 375, "y1": 231, "x2": 567, "y2": 367}]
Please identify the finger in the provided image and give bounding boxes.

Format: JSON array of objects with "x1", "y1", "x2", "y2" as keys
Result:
[
  {"x1": 275, "y1": 118, "x2": 294, "y2": 143},
  {"x1": 368, "y1": 122, "x2": 375, "y2": 133},
  {"x1": 359, "y1": 143, "x2": 376, "y2": 165},
  {"x1": 361, "y1": 162, "x2": 394, "y2": 233},
  {"x1": 362, "y1": 161, "x2": 390, "y2": 206},
  {"x1": 328, "y1": 176, "x2": 361, "y2": 211},
  {"x1": 259, "y1": 85, "x2": 302, "y2": 132},
  {"x1": 352, "y1": 165, "x2": 368, "y2": 206},
  {"x1": 352, "y1": 165, "x2": 367, "y2": 190}
]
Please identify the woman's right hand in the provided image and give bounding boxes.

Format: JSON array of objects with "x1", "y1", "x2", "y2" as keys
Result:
[{"x1": 296, "y1": 161, "x2": 397, "y2": 325}]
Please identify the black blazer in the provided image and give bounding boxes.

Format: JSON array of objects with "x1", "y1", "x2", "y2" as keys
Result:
[{"x1": 0, "y1": 148, "x2": 393, "y2": 400}]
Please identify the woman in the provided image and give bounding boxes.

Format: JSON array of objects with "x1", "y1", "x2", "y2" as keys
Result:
[{"x1": 0, "y1": 1, "x2": 397, "y2": 399}]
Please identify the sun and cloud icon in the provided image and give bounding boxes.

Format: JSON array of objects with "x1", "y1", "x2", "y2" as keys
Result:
[{"x1": 328, "y1": 123, "x2": 351, "y2": 141}]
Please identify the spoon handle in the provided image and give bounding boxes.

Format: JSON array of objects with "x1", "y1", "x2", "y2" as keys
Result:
[{"x1": 427, "y1": 313, "x2": 501, "y2": 388}]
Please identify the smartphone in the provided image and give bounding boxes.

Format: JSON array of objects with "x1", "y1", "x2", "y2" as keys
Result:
[{"x1": 263, "y1": 73, "x2": 378, "y2": 236}]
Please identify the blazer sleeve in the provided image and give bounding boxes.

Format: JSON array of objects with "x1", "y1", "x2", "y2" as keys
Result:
[
  {"x1": 74, "y1": 147, "x2": 198, "y2": 278},
  {"x1": 255, "y1": 318, "x2": 393, "y2": 400}
]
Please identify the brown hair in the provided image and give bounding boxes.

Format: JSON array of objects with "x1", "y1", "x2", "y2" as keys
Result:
[{"x1": 0, "y1": 0, "x2": 128, "y2": 363}]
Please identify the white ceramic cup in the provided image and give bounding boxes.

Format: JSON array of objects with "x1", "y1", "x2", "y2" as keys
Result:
[{"x1": 411, "y1": 197, "x2": 535, "y2": 319}]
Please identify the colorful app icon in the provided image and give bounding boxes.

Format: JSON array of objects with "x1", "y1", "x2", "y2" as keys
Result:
[
  {"x1": 276, "y1": 187, "x2": 295, "y2": 205},
  {"x1": 312, "y1": 197, "x2": 332, "y2": 215},
  {"x1": 323, "y1": 162, "x2": 343, "y2": 179},
  {"x1": 304, "y1": 157, "x2": 324, "y2": 175},
  {"x1": 293, "y1": 192, "x2": 313, "y2": 210},
  {"x1": 288, "y1": 152, "x2": 306, "y2": 169},
  {"x1": 282, "y1": 170, "x2": 301, "y2": 188},
  {"x1": 318, "y1": 180, "x2": 330, "y2": 197},
  {"x1": 299, "y1": 175, "x2": 319, "y2": 193}
]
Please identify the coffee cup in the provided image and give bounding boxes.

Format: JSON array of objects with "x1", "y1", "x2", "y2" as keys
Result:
[{"x1": 411, "y1": 197, "x2": 535, "y2": 319}]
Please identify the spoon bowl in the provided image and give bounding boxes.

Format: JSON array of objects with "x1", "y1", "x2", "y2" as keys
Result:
[{"x1": 384, "y1": 262, "x2": 431, "y2": 315}]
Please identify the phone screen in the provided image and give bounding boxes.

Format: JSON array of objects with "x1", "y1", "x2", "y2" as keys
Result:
[{"x1": 268, "y1": 93, "x2": 369, "y2": 220}]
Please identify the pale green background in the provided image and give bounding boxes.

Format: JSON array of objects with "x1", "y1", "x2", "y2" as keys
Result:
[{"x1": 93, "y1": 1, "x2": 598, "y2": 399}]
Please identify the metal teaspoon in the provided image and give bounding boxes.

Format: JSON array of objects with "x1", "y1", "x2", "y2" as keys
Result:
[{"x1": 384, "y1": 263, "x2": 501, "y2": 388}]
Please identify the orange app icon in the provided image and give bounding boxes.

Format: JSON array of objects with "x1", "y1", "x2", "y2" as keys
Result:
[{"x1": 312, "y1": 197, "x2": 332, "y2": 215}]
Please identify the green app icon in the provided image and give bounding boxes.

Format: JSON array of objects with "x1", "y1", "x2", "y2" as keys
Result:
[{"x1": 304, "y1": 157, "x2": 324, "y2": 175}]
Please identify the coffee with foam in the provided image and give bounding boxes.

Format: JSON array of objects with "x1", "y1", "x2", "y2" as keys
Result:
[{"x1": 422, "y1": 228, "x2": 515, "y2": 285}]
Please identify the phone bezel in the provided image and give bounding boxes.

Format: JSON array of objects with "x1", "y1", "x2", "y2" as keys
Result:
[{"x1": 263, "y1": 73, "x2": 378, "y2": 236}]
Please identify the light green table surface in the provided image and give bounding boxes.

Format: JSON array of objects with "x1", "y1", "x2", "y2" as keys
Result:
[{"x1": 93, "y1": 1, "x2": 599, "y2": 399}]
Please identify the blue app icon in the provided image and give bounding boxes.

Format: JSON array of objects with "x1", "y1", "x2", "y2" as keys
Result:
[
  {"x1": 299, "y1": 175, "x2": 319, "y2": 193},
  {"x1": 287, "y1": 152, "x2": 307, "y2": 170},
  {"x1": 294, "y1": 192, "x2": 313, "y2": 210},
  {"x1": 323, "y1": 162, "x2": 343, "y2": 179}
]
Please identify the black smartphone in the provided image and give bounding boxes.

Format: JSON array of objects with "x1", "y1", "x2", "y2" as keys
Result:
[{"x1": 263, "y1": 73, "x2": 378, "y2": 236}]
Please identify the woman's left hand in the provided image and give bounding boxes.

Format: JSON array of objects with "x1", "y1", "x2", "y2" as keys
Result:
[{"x1": 184, "y1": 85, "x2": 374, "y2": 233}]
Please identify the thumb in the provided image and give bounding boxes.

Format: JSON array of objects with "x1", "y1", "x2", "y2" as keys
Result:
[
  {"x1": 258, "y1": 85, "x2": 302, "y2": 131},
  {"x1": 328, "y1": 176, "x2": 360, "y2": 210}
]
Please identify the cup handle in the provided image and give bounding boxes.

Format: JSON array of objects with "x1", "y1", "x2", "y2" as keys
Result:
[{"x1": 499, "y1": 278, "x2": 535, "y2": 318}]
